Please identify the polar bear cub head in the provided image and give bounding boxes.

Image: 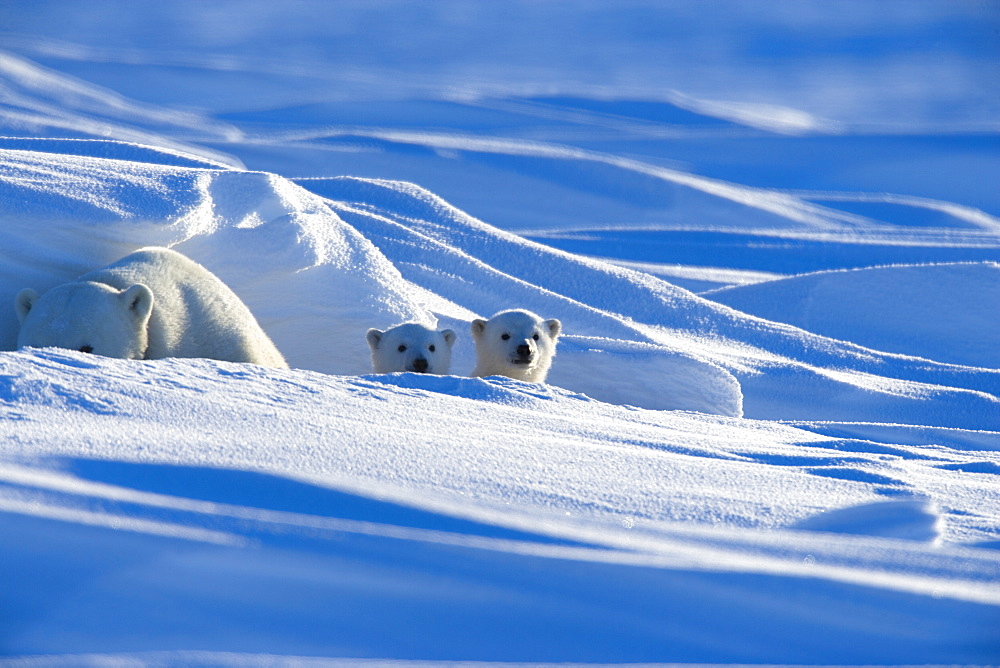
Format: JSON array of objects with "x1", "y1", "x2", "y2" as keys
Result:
[
  {"x1": 366, "y1": 322, "x2": 457, "y2": 374},
  {"x1": 15, "y1": 281, "x2": 154, "y2": 359},
  {"x1": 470, "y1": 309, "x2": 561, "y2": 383}
]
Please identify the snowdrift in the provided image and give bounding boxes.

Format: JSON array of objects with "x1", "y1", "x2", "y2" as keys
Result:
[
  {"x1": 707, "y1": 261, "x2": 1000, "y2": 368},
  {"x1": 3, "y1": 141, "x2": 743, "y2": 416},
  {"x1": 4, "y1": 140, "x2": 998, "y2": 428},
  {"x1": 3, "y1": 347, "x2": 1000, "y2": 662},
  {"x1": 1, "y1": 3, "x2": 998, "y2": 664}
]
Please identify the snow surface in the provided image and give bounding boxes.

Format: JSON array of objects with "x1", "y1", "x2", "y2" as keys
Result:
[
  {"x1": 706, "y1": 261, "x2": 1000, "y2": 369},
  {"x1": 1, "y1": 1, "x2": 999, "y2": 664}
]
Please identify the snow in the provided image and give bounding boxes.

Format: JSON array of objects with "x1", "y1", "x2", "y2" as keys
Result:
[
  {"x1": 706, "y1": 261, "x2": 1000, "y2": 368},
  {"x1": 1, "y1": 1, "x2": 999, "y2": 664}
]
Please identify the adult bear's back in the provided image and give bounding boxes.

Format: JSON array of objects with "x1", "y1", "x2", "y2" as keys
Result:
[{"x1": 84, "y1": 247, "x2": 287, "y2": 367}]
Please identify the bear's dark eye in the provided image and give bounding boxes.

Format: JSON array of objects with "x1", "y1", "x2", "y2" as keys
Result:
[
  {"x1": 398, "y1": 344, "x2": 407, "y2": 352},
  {"x1": 79, "y1": 345, "x2": 93, "y2": 354},
  {"x1": 428, "y1": 344, "x2": 435, "y2": 352},
  {"x1": 501, "y1": 333, "x2": 510, "y2": 341},
  {"x1": 532, "y1": 333, "x2": 540, "y2": 341}
]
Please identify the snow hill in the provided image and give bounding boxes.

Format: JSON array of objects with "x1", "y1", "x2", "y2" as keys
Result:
[
  {"x1": 1, "y1": 1, "x2": 999, "y2": 664},
  {"x1": 4, "y1": 141, "x2": 998, "y2": 428},
  {"x1": 706, "y1": 261, "x2": 1000, "y2": 369}
]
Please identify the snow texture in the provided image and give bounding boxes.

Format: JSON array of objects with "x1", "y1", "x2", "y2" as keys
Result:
[{"x1": 1, "y1": 1, "x2": 998, "y2": 665}]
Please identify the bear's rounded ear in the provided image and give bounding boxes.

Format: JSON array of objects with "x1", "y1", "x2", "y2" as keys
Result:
[
  {"x1": 545, "y1": 318, "x2": 562, "y2": 338},
  {"x1": 14, "y1": 289, "x2": 39, "y2": 324},
  {"x1": 366, "y1": 328, "x2": 383, "y2": 350},
  {"x1": 441, "y1": 329, "x2": 457, "y2": 347},
  {"x1": 121, "y1": 284, "x2": 154, "y2": 325},
  {"x1": 470, "y1": 319, "x2": 487, "y2": 339}
]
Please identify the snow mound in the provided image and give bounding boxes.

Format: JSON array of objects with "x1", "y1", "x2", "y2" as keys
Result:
[
  {"x1": 0, "y1": 147, "x2": 431, "y2": 375},
  {"x1": 4, "y1": 450, "x2": 999, "y2": 664},
  {"x1": 307, "y1": 177, "x2": 1000, "y2": 429},
  {"x1": 706, "y1": 262, "x2": 1000, "y2": 368},
  {"x1": 0, "y1": 150, "x2": 744, "y2": 415},
  {"x1": 548, "y1": 336, "x2": 742, "y2": 415},
  {"x1": 2, "y1": 345, "x2": 1000, "y2": 661},
  {"x1": 0, "y1": 348, "x2": 834, "y2": 530},
  {"x1": 793, "y1": 498, "x2": 943, "y2": 543},
  {"x1": 3, "y1": 148, "x2": 999, "y2": 427},
  {"x1": 4, "y1": 346, "x2": 1000, "y2": 545},
  {"x1": 0, "y1": 137, "x2": 234, "y2": 169},
  {"x1": 1, "y1": 4, "x2": 999, "y2": 662}
]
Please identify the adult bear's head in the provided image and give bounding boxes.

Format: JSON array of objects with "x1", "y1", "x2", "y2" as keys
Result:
[{"x1": 15, "y1": 281, "x2": 154, "y2": 359}]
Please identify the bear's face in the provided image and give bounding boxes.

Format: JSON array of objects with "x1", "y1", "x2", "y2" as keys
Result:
[
  {"x1": 15, "y1": 281, "x2": 154, "y2": 359},
  {"x1": 471, "y1": 309, "x2": 561, "y2": 382},
  {"x1": 366, "y1": 323, "x2": 457, "y2": 374}
]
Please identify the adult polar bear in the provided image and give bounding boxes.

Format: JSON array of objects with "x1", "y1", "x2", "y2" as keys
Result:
[
  {"x1": 471, "y1": 309, "x2": 561, "y2": 383},
  {"x1": 15, "y1": 247, "x2": 287, "y2": 368}
]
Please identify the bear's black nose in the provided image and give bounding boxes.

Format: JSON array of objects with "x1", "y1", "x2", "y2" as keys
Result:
[
  {"x1": 516, "y1": 344, "x2": 531, "y2": 356},
  {"x1": 412, "y1": 358, "x2": 429, "y2": 372}
]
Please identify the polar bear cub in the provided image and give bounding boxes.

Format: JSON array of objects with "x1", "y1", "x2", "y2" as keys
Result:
[
  {"x1": 366, "y1": 322, "x2": 457, "y2": 374},
  {"x1": 15, "y1": 247, "x2": 287, "y2": 368},
  {"x1": 470, "y1": 309, "x2": 561, "y2": 383}
]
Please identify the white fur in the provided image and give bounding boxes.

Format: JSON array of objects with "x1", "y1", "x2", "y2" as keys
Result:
[
  {"x1": 367, "y1": 322, "x2": 456, "y2": 374},
  {"x1": 15, "y1": 247, "x2": 287, "y2": 368},
  {"x1": 470, "y1": 309, "x2": 561, "y2": 383}
]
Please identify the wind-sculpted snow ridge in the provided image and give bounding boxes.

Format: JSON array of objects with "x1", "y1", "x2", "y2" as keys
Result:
[
  {"x1": 706, "y1": 262, "x2": 1000, "y2": 369},
  {"x1": 0, "y1": 147, "x2": 742, "y2": 416},
  {"x1": 0, "y1": 50, "x2": 244, "y2": 168},
  {"x1": 284, "y1": 126, "x2": 895, "y2": 234},
  {"x1": 0, "y1": 146, "x2": 430, "y2": 376},
  {"x1": 0, "y1": 137, "x2": 235, "y2": 170},
  {"x1": 1, "y1": 347, "x2": 999, "y2": 661},
  {"x1": 2, "y1": 147, "x2": 998, "y2": 424},
  {"x1": 2, "y1": 347, "x2": 999, "y2": 548},
  {"x1": 793, "y1": 190, "x2": 1000, "y2": 234},
  {"x1": 304, "y1": 176, "x2": 1000, "y2": 430},
  {"x1": 1, "y1": 4, "x2": 999, "y2": 663}
]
